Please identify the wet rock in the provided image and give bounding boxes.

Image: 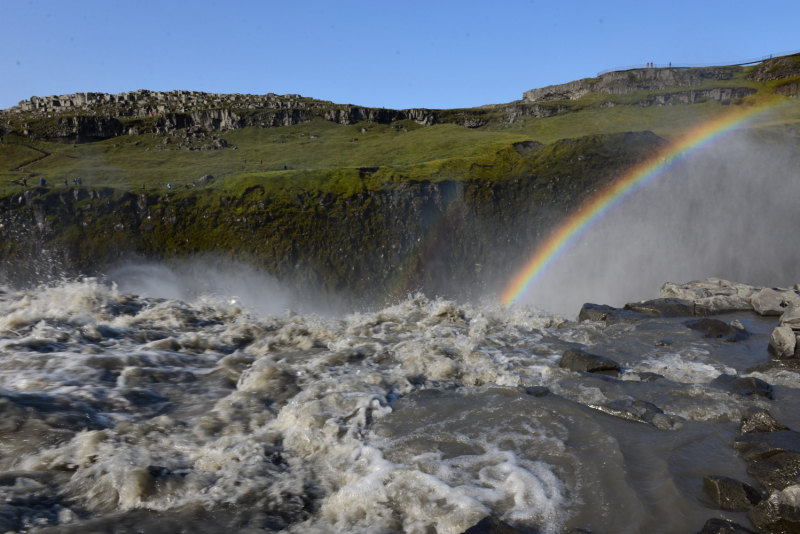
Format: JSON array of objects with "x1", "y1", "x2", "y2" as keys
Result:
[
  {"x1": 703, "y1": 475, "x2": 762, "y2": 510},
  {"x1": 604, "y1": 309, "x2": 649, "y2": 326},
  {"x1": 588, "y1": 399, "x2": 676, "y2": 429},
  {"x1": 698, "y1": 518, "x2": 757, "y2": 534},
  {"x1": 623, "y1": 298, "x2": 695, "y2": 317},
  {"x1": 741, "y1": 408, "x2": 790, "y2": 434},
  {"x1": 734, "y1": 430, "x2": 800, "y2": 461},
  {"x1": 693, "y1": 294, "x2": 752, "y2": 316},
  {"x1": 752, "y1": 288, "x2": 800, "y2": 316},
  {"x1": 578, "y1": 303, "x2": 617, "y2": 322},
  {"x1": 684, "y1": 319, "x2": 746, "y2": 341},
  {"x1": 747, "y1": 359, "x2": 800, "y2": 375},
  {"x1": 769, "y1": 326, "x2": 797, "y2": 359},
  {"x1": 781, "y1": 302, "x2": 800, "y2": 332},
  {"x1": 748, "y1": 452, "x2": 800, "y2": 491},
  {"x1": 460, "y1": 515, "x2": 524, "y2": 534},
  {"x1": 747, "y1": 488, "x2": 800, "y2": 533},
  {"x1": 198, "y1": 174, "x2": 214, "y2": 184},
  {"x1": 577, "y1": 303, "x2": 649, "y2": 325},
  {"x1": 710, "y1": 374, "x2": 773, "y2": 399},
  {"x1": 559, "y1": 349, "x2": 621, "y2": 374}
]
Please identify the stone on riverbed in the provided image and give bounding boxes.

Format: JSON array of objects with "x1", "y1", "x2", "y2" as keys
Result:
[
  {"x1": 684, "y1": 319, "x2": 748, "y2": 342},
  {"x1": 751, "y1": 288, "x2": 800, "y2": 316},
  {"x1": 559, "y1": 349, "x2": 621, "y2": 374},
  {"x1": 769, "y1": 326, "x2": 797, "y2": 359},
  {"x1": 710, "y1": 374, "x2": 773, "y2": 399},
  {"x1": 741, "y1": 408, "x2": 790, "y2": 434},
  {"x1": 747, "y1": 486, "x2": 800, "y2": 534},
  {"x1": 734, "y1": 430, "x2": 800, "y2": 461},
  {"x1": 781, "y1": 302, "x2": 800, "y2": 332},
  {"x1": 748, "y1": 452, "x2": 800, "y2": 491},
  {"x1": 703, "y1": 475, "x2": 762, "y2": 511},
  {"x1": 623, "y1": 298, "x2": 695, "y2": 317}
]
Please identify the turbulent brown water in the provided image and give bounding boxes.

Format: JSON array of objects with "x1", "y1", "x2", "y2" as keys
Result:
[{"x1": 0, "y1": 279, "x2": 796, "y2": 534}]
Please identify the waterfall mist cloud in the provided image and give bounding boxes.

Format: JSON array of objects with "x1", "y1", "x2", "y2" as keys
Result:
[
  {"x1": 106, "y1": 259, "x2": 301, "y2": 317},
  {"x1": 511, "y1": 132, "x2": 800, "y2": 315}
]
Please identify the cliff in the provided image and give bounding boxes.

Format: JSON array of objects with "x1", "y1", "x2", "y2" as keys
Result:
[
  {"x1": 0, "y1": 132, "x2": 666, "y2": 306},
  {"x1": 523, "y1": 66, "x2": 742, "y2": 103}
]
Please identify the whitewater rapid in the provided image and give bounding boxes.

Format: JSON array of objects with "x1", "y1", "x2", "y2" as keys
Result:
[{"x1": 0, "y1": 279, "x2": 797, "y2": 533}]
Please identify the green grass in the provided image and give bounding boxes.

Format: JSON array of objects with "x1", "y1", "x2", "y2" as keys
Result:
[{"x1": 2, "y1": 71, "x2": 800, "y2": 201}]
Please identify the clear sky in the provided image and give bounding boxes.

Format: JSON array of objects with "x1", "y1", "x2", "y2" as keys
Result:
[{"x1": 2, "y1": 0, "x2": 799, "y2": 111}]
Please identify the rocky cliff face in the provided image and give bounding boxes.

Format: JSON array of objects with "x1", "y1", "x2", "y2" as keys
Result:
[
  {"x1": 1, "y1": 89, "x2": 478, "y2": 143},
  {"x1": 523, "y1": 67, "x2": 739, "y2": 103},
  {"x1": 747, "y1": 54, "x2": 800, "y2": 82},
  {"x1": 0, "y1": 132, "x2": 665, "y2": 306}
]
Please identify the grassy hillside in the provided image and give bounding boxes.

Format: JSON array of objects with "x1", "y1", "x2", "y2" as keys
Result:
[{"x1": 1, "y1": 59, "x2": 799, "y2": 303}]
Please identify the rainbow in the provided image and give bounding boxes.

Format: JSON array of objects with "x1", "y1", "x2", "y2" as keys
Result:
[{"x1": 501, "y1": 103, "x2": 784, "y2": 306}]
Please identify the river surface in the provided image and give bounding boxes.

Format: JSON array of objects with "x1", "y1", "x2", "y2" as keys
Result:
[{"x1": 0, "y1": 279, "x2": 796, "y2": 534}]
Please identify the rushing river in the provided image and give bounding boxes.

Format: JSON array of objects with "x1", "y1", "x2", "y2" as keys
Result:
[{"x1": 0, "y1": 278, "x2": 796, "y2": 534}]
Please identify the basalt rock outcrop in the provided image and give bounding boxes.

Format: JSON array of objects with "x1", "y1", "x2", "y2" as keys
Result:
[
  {"x1": 523, "y1": 67, "x2": 740, "y2": 103},
  {"x1": 747, "y1": 54, "x2": 800, "y2": 82}
]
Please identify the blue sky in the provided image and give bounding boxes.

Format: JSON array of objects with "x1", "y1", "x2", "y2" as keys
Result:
[{"x1": 2, "y1": 0, "x2": 799, "y2": 110}]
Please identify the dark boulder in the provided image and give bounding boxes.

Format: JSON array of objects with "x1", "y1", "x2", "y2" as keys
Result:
[
  {"x1": 684, "y1": 319, "x2": 747, "y2": 341},
  {"x1": 748, "y1": 452, "x2": 800, "y2": 491},
  {"x1": 577, "y1": 303, "x2": 647, "y2": 326},
  {"x1": 623, "y1": 298, "x2": 695, "y2": 317},
  {"x1": 741, "y1": 408, "x2": 790, "y2": 434},
  {"x1": 578, "y1": 303, "x2": 618, "y2": 322},
  {"x1": 702, "y1": 476, "x2": 762, "y2": 511},
  {"x1": 698, "y1": 518, "x2": 757, "y2": 534},
  {"x1": 748, "y1": 498, "x2": 800, "y2": 534},
  {"x1": 710, "y1": 374, "x2": 773, "y2": 399},
  {"x1": 747, "y1": 359, "x2": 800, "y2": 375},
  {"x1": 559, "y1": 349, "x2": 621, "y2": 374},
  {"x1": 734, "y1": 430, "x2": 800, "y2": 461},
  {"x1": 460, "y1": 516, "x2": 524, "y2": 534}
]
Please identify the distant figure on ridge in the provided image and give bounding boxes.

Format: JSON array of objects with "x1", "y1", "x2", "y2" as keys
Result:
[
  {"x1": 142, "y1": 182, "x2": 146, "y2": 189},
  {"x1": 168, "y1": 183, "x2": 172, "y2": 190},
  {"x1": 40, "y1": 177, "x2": 46, "y2": 187},
  {"x1": 284, "y1": 165, "x2": 287, "y2": 170},
  {"x1": 192, "y1": 182, "x2": 196, "y2": 188},
  {"x1": 64, "y1": 179, "x2": 68, "y2": 186}
]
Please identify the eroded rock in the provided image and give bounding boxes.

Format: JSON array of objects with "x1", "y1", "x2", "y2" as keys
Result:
[
  {"x1": 684, "y1": 319, "x2": 746, "y2": 342},
  {"x1": 752, "y1": 288, "x2": 800, "y2": 316},
  {"x1": 747, "y1": 486, "x2": 800, "y2": 534},
  {"x1": 702, "y1": 475, "x2": 762, "y2": 510},
  {"x1": 741, "y1": 408, "x2": 790, "y2": 434},
  {"x1": 735, "y1": 430, "x2": 800, "y2": 461},
  {"x1": 622, "y1": 298, "x2": 695, "y2": 317},
  {"x1": 559, "y1": 349, "x2": 621, "y2": 374},
  {"x1": 748, "y1": 452, "x2": 800, "y2": 491},
  {"x1": 711, "y1": 374, "x2": 773, "y2": 399},
  {"x1": 781, "y1": 302, "x2": 800, "y2": 332},
  {"x1": 769, "y1": 326, "x2": 797, "y2": 359}
]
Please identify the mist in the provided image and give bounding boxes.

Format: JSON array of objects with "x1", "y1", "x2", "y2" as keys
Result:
[
  {"x1": 106, "y1": 259, "x2": 309, "y2": 317},
  {"x1": 510, "y1": 132, "x2": 800, "y2": 315}
]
